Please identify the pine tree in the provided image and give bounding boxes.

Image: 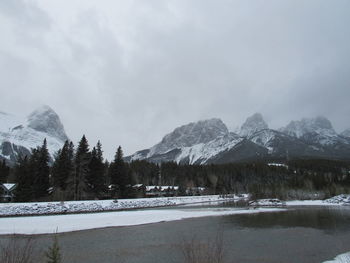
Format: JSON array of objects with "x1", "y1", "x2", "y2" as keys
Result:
[
  {"x1": 0, "y1": 159, "x2": 9, "y2": 183},
  {"x1": 110, "y1": 146, "x2": 129, "y2": 198},
  {"x1": 45, "y1": 235, "x2": 61, "y2": 263},
  {"x1": 74, "y1": 135, "x2": 90, "y2": 200},
  {"x1": 15, "y1": 156, "x2": 33, "y2": 202},
  {"x1": 32, "y1": 139, "x2": 50, "y2": 200},
  {"x1": 52, "y1": 140, "x2": 75, "y2": 200},
  {"x1": 87, "y1": 141, "x2": 105, "y2": 198}
]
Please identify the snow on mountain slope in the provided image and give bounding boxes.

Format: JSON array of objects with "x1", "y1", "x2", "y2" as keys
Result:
[
  {"x1": 128, "y1": 119, "x2": 246, "y2": 164},
  {"x1": 128, "y1": 114, "x2": 350, "y2": 164},
  {"x1": 280, "y1": 116, "x2": 347, "y2": 146},
  {"x1": 148, "y1": 118, "x2": 229, "y2": 157},
  {"x1": 239, "y1": 113, "x2": 268, "y2": 138},
  {"x1": 175, "y1": 133, "x2": 243, "y2": 164},
  {"x1": 341, "y1": 129, "x2": 350, "y2": 138},
  {"x1": 0, "y1": 106, "x2": 68, "y2": 163},
  {"x1": 248, "y1": 128, "x2": 327, "y2": 158},
  {"x1": 27, "y1": 105, "x2": 68, "y2": 142},
  {"x1": 248, "y1": 129, "x2": 277, "y2": 153}
]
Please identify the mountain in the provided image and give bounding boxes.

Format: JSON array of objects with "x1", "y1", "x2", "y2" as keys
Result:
[
  {"x1": 148, "y1": 118, "x2": 228, "y2": 157},
  {"x1": 280, "y1": 116, "x2": 346, "y2": 146},
  {"x1": 238, "y1": 114, "x2": 325, "y2": 160},
  {"x1": 127, "y1": 118, "x2": 263, "y2": 164},
  {"x1": 0, "y1": 106, "x2": 68, "y2": 164},
  {"x1": 128, "y1": 114, "x2": 350, "y2": 164},
  {"x1": 341, "y1": 129, "x2": 350, "y2": 138},
  {"x1": 239, "y1": 113, "x2": 268, "y2": 137}
]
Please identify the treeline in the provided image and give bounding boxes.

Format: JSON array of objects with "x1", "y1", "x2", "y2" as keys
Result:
[
  {"x1": 1, "y1": 136, "x2": 350, "y2": 202},
  {"x1": 1, "y1": 136, "x2": 133, "y2": 202},
  {"x1": 136, "y1": 160, "x2": 350, "y2": 199}
]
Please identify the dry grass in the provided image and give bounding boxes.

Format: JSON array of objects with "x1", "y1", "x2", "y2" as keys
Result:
[
  {"x1": 181, "y1": 233, "x2": 225, "y2": 263},
  {"x1": 0, "y1": 237, "x2": 36, "y2": 263}
]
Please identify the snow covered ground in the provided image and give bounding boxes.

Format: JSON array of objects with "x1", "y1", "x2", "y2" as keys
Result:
[
  {"x1": 0, "y1": 207, "x2": 284, "y2": 235},
  {"x1": 248, "y1": 195, "x2": 350, "y2": 207},
  {"x1": 323, "y1": 252, "x2": 350, "y2": 263},
  {"x1": 249, "y1": 199, "x2": 285, "y2": 207},
  {"x1": 323, "y1": 194, "x2": 350, "y2": 205},
  {"x1": 0, "y1": 195, "x2": 245, "y2": 217}
]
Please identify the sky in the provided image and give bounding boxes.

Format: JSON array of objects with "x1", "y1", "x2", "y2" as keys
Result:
[{"x1": 0, "y1": 0, "x2": 349, "y2": 159}]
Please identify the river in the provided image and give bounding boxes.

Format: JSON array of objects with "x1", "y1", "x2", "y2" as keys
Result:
[{"x1": 1, "y1": 204, "x2": 350, "y2": 263}]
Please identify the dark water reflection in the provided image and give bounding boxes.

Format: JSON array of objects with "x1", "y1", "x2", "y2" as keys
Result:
[{"x1": 226, "y1": 207, "x2": 350, "y2": 233}]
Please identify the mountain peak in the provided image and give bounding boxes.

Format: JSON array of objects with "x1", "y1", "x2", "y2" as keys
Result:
[
  {"x1": 280, "y1": 116, "x2": 340, "y2": 146},
  {"x1": 240, "y1": 113, "x2": 268, "y2": 138},
  {"x1": 27, "y1": 105, "x2": 68, "y2": 142},
  {"x1": 312, "y1": 116, "x2": 333, "y2": 130},
  {"x1": 149, "y1": 118, "x2": 229, "y2": 156},
  {"x1": 341, "y1": 129, "x2": 350, "y2": 138},
  {"x1": 283, "y1": 116, "x2": 335, "y2": 137}
]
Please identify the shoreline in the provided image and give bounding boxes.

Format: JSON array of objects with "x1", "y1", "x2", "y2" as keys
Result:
[
  {"x1": 0, "y1": 206, "x2": 285, "y2": 235},
  {"x1": 0, "y1": 195, "x2": 240, "y2": 218}
]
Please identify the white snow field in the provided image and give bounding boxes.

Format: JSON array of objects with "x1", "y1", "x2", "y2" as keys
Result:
[
  {"x1": 323, "y1": 252, "x2": 350, "y2": 263},
  {"x1": 0, "y1": 207, "x2": 284, "y2": 235},
  {"x1": 248, "y1": 195, "x2": 350, "y2": 207},
  {"x1": 0, "y1": 195, "x2": 245, "y2": 217}
]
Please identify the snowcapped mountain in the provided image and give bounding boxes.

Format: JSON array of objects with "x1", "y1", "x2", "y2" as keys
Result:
[
  {"x1": 341, "y1": 129, "x2": 350, "y2": 138},
  {"x1": 149, "y1": 118, "x2": 229, "y2": 157},
  {"x1": 0, "y1": 106, "x2": 68, "y2": 164},
  {"x1": 174, "y1": 133, "x2": 243, "y2": 164},
  {"x1": 127, "y1": 118, "x2": 257, "y2": 164},
  {"x1": 280, "y1": 116, "x2": 348, "y2": 146},
  {"x1": 128, "y1": 114, "x2": 350, "y2": 164},
  {"x1": 239, "y1": 113, "x2": 268, "y2": 138}
]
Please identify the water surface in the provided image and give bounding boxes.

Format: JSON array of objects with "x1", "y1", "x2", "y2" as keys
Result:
[{"x1": 1, "y1": 205, "x2": 349, "y2": 263}]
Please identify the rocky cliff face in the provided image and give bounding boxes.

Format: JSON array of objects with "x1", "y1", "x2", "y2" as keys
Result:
[
  {"x1": 341, "y1": 129, "x2": 350, "y2": 138},
  {"x1": 148, "y1": 118, "x2": 229, "y2": 156},
  {"x1": 27, "y1": 105, "x2": 68, "y2": 142},
  {"x1": 128, "y1": 114, "x2": 350, "y2": 164},
  {"x1": 239, "y1": 113, "x2": 268, "y2": 138},
  {"x1": 0, "y1": 106, "x2": 68, "y2": 164},
  {"x1": 280, "y1": 116, "x2": 348, "y2": 146}
]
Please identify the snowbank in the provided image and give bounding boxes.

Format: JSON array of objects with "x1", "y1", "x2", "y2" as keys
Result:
[
  {"x1": 249, "y1": 199, "x2": 285, "y2": 207},
  {"x1": 0, "y1": 207, "x2": 283, "y2": 235},
  {"x1": 324, "y1": 195, "x2": 350, "y2": 205},
  {"x1": 249, "y1": 195, "x2": 350, "y2": 207},
  {"x1": 0, "y1": 195, "x2": 243, "y2": 217},
  {"x1": 288, "y1": 195, "x2": 350, "y2": 206},
  {"x1": 323, "y1": 252, "x2": 350, "y2": 263}
]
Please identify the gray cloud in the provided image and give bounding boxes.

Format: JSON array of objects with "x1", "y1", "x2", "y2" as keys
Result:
[{"x1": 0, "y1": 0, "x2": 349, "y2": 159}]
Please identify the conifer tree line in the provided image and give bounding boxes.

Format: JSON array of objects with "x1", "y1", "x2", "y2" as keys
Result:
[
  {"x1": 1, "y1": 135, "x2": 350, "y2": 202},
  {"x1": 0, "y1": 136, "x2": 132, "y2": 202}
]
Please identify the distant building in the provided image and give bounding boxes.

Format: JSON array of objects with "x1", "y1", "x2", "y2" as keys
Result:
[
  {"x1": 145, "y1": 185, "x2": 179, "y2": 197},
  {"x1": 186, "y1": 187, "x2": 206, "y2": 196},
  {"x1": 0, "y1": 183, "x2": 17, "y2": 202}
]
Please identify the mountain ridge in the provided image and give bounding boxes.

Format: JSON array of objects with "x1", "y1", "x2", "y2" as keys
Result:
[{"x1": 128, "y1": 113, "x2": 350, "y2": 164}]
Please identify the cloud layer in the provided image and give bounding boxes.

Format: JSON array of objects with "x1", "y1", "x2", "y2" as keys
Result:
[{"x1": 0, "y1": 0, "x2": 349, "y2": 159}]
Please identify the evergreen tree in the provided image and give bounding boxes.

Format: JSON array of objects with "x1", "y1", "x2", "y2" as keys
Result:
[
  {"x1": 110, "y1": 146, "x2": 129, "y2": 197},
  {"x1": 32, "y1": 139, "x2": 50, "y2": 200},
  {"x1": 52, "y1": 140, "x2": 75, "y2": 200},
  {"x1": 45, "y1": 235, "x2": 62, "y2": 263},
  {"x1": 87, "y1": 141, "x2": 105, "y2": 197},
  {"x1": 64, "y1": 141, "x2": 76, "y2": 200},
  {"x1": 74, "y1": 135, "x2": 90, "y2": 200},
  {"x1": 15, "y1": 156, "x2": 33, "y2": 202},
  {"x1": 0, "y1": 159, "x2": 9, "y2": 183}
]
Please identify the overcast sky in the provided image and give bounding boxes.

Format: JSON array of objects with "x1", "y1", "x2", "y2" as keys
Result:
[{"x1": 0, "y1": 0, "x2": 349, "y2": 159}]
